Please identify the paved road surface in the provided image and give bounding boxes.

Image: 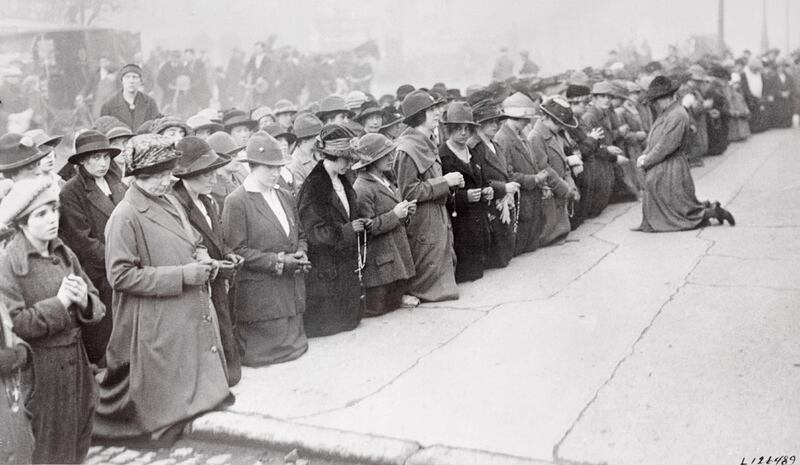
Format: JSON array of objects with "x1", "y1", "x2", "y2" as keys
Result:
[{"x1": 107, "y1": 129, "x2": 800, "y2": 465}]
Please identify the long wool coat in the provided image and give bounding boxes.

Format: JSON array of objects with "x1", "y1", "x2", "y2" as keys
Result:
[
  {"x1": 395, "y1": 127, "x2": 459, "y2": 302},
  {"x1": 352, "y1": 172, "x2": 415, "y2": 288},
  {"x1": 99, "y1": 91, "x2": 160, "y2": 131},
  {"x1": 581, "y1": 106, "x2": 619, "y2": 217},
  {"x1": 222, "y1": 182, "x2": 308, "y2": 364},
  {"x1": 0, "y1": 302, "x2": 34, "y2": 465},
  {"x1": 639, "y1": 101, "x2": 707, "y2": 232},
  {"x1": 353, "y1": 171, "x2": 415, "y2": 315},
  {"x1": 94, "y1": 183, "x2": 230, "y2": 440},
  {"x1": 297, "y1": 161, "x2": 362, "y2": 336},
  {"x1": 439, "y1": 142, "x2": 490, "y2": 283},
  {"x1": 494, "y1": 121, "x2": 542, "y2": 256},
  {"x1": 59, "y1": 165, "x2": 127, "y2": 364},
  {"x1": 0, "y1": 233, "x2": 104, "y2": 464},
  {"x1": 528, "y1": 120, "x2": 575, "y2": 247},
  {"x1": 470, "y1": 137, "x2": 515, "y2": 268},
  {"x1": 174, "y1": 182, "x2": 241, "y2": 384}
]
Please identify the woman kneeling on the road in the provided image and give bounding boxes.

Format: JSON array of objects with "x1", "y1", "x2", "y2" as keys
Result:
[
  {"x1": 352, "y1": 133, "x2": 418, "y2": 316},
  {"x1": 636, "y1": 76, "x2": 735, "y2": 232}
]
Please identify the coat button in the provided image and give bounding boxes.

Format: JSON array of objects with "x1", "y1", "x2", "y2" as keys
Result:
[{"x1": 211, "y1": 346, "x2": 218, "y2": 353}]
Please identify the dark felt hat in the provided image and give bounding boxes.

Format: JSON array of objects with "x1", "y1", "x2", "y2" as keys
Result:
[
  {"x1": 401, "y1": 90, "x2": 438, "y2": 123},
  {"x1": 443, "y1": 101, "x2": 478, "y2": 126},
  {"x1": 263, "y1": 123, "x2": 297, "y2": 146},
  {"x1": 379, "y1": 108, "x2": 405, "y2": 129},
  {"x1": 641, "y1": 75, "x2": 681, "y2": 104},
  {"x1": 68, "y1": 130, "x2": 121, "y2": 164},
  {"x1": 471, "y1": 100, "x2": 507, "y2": 124},
  {"x1": 539, "y1": 96, "x2": 579, "y2": 129},
  {"x1": 119, "y1": 63, "x2": 142, "y2": 80},
  {"x1": 396, "y1": 84, "x2": 415, "y2": 102},
  {"x1": 565, "y1": 84, "x2": 591, "y2": 100},
  {"x1": 173, "y1": 136, "x2": 231, "y2": 178},
  {"x1": 351, "y1": 133, "x2": 397, "y2": 170},
  {"x1": 0, "y1": 133, "x2": 46, "y2": 172},
  {"x1": 316, "y1": 95, "x2": 355, "y2": 121},
  {"x1": 293, "y1": 113, "x2": 324, "y2": 139},
  {"x1": 355, "y1": 100, "x2": 383, "y2": 123},
  {"x1": 222, "y1": 109, "x2": 258, "y2": 132},
  {"x1": 106, "y1": 125, "x2": 135, "y2": 143}
]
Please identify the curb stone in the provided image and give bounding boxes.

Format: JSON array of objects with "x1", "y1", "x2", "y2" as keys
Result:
[
  {"x1": 187, "y1": 411, "x2": 557, "y2": 465},
  {"x1": 405, "y1": 445, "x2": 555, "y2": 465},
  {"x1": 186, "y1": 411, "x2": 421, "y2": 465}
]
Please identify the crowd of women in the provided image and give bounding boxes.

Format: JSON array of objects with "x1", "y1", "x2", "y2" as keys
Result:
[{"x1": 0, "y1": 46, "x2": 793, "y2": 463}]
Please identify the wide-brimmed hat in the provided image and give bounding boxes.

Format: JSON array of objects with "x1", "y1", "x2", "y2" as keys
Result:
[
  {"x1": 0, "y1": 176, "x2": 58, "y2": 225},
  {"x1": 443, "y1": 101, "x2": 478, "y2": 126},
  {"x1": 401, "y1": 90, "x2": 437, "y2": 123},
  {"x1": 153, "y1": 116, "x2": 191, "y2": 136},
  {"x1": 314, "y1": 124, "x2": 359, "y2": 161},
  {"x1": 379, "y1": 108, "x2": 405, "y2": 129},
  {"x1": 207, "y1": 131, "x2": 244, "y2": 156},
  {"x1": 354, "y1": 100, "x2": 383, "y2": 123},
  {"x1": 590, "y1": 81, "x2": 617, "y2": 97},
  {"x1": 222, "y1": 109, "x2": 258, "y2": 132},
  {"x1": 263, "y1": 123, "x2": 297, "y2": 146},
  {"x1": 187, "y1": 114, "x2": 223, "y2": 133},
  {"x1": 471, "y1": 100, "x2": 507, "y2": 124},
  {"x1": 609, "y1": 81, "x2": 629, "y2": 99},
  {"x1": 106, "y1": 126, "x2": 135, "y2": 144},
  {"x1": 122, "y1": 134, "x2": 182, "y2": 177},
  {"x1": 68, "y1": 130, "x2": 121, "y2": 164},
  {"x1": 243, "y1": 131, "x2": 287, "y2": 167},
  {"x1": 539, "y1": 96, "x2": 579, "y2": 129},
  {"x1": 293, "y1": 113, "x2": 323, "y2": 139},
  {"x1": 351, "y1": 133, "x2": 397, "y2": 170},
  {"x1": 502, "y1": 92, "x2": 537, "y2": 119},
  {"x1": 0, "y1": 133, "x2": 46, "y2": 172},
  {"x1": 273, "y1": 99, "x2": 298, "y2": 115},
  {"x1": 23, "y1": 129, "x2": 63, "y2": 152},
  {"x1": 173, "y1": 136, "x2": 231, "y2": 178},
  {"x1": 641, "y1": 75, "x2": 681, "y2": 104},
  {"x1": 316, "y1": 95, "x2": 355, "y2": 121}
]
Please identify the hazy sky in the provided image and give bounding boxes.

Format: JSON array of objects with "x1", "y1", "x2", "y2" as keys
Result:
[{"x1": 106, "y1": 0, "x2": 798, "y2": 93}]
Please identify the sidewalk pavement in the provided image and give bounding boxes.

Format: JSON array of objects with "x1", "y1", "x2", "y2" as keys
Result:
[{"x1": 186, "y1": 129, "x2": 800, "y2": 465}]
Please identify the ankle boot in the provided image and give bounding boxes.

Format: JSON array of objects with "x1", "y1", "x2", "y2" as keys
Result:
[{"x1": 712, "y1": 201, "x2": 736, "y2": 226}]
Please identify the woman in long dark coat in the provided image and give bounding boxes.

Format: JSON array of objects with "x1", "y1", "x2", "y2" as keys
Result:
[
  {"x1": 528, "y1": 97, "x2": 581, "y2": 247},
  {"x1": 636, "y1": 76, "x2": 735, "y2": 232},
  {"x1": 95, "y1": 134, "x2": 230, "y2": 447},
  {"x1": 439, "y1": 101, "x2": 491, "y2": 283},
  {"x1": 59, "y1": 130, "x2": 127, "y2": 365},
  {"x1": 173, "y1": 136, "x2": 244, "y2": 384},
  {"x1": 222, "y1": 132, "x2": 309, "y2": 363},
  {"x1": 471, "y1": 100, "x2": 518, "y2": 268},
  {"x1": 493, "y1": 92, "x2": 548, "y2": 256},
  {"x1": 394, "y1": 90, "x2": 463, "y2": 301},
  {"x1": 297, "y1": 124, "x2": 368, "y2": 337},
  {"x1": 352, "y1": 133, "x2": 418, "y2": 316},
  {"x1": 0, "y1": 177, "x2": 105, "y2": 464}
]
